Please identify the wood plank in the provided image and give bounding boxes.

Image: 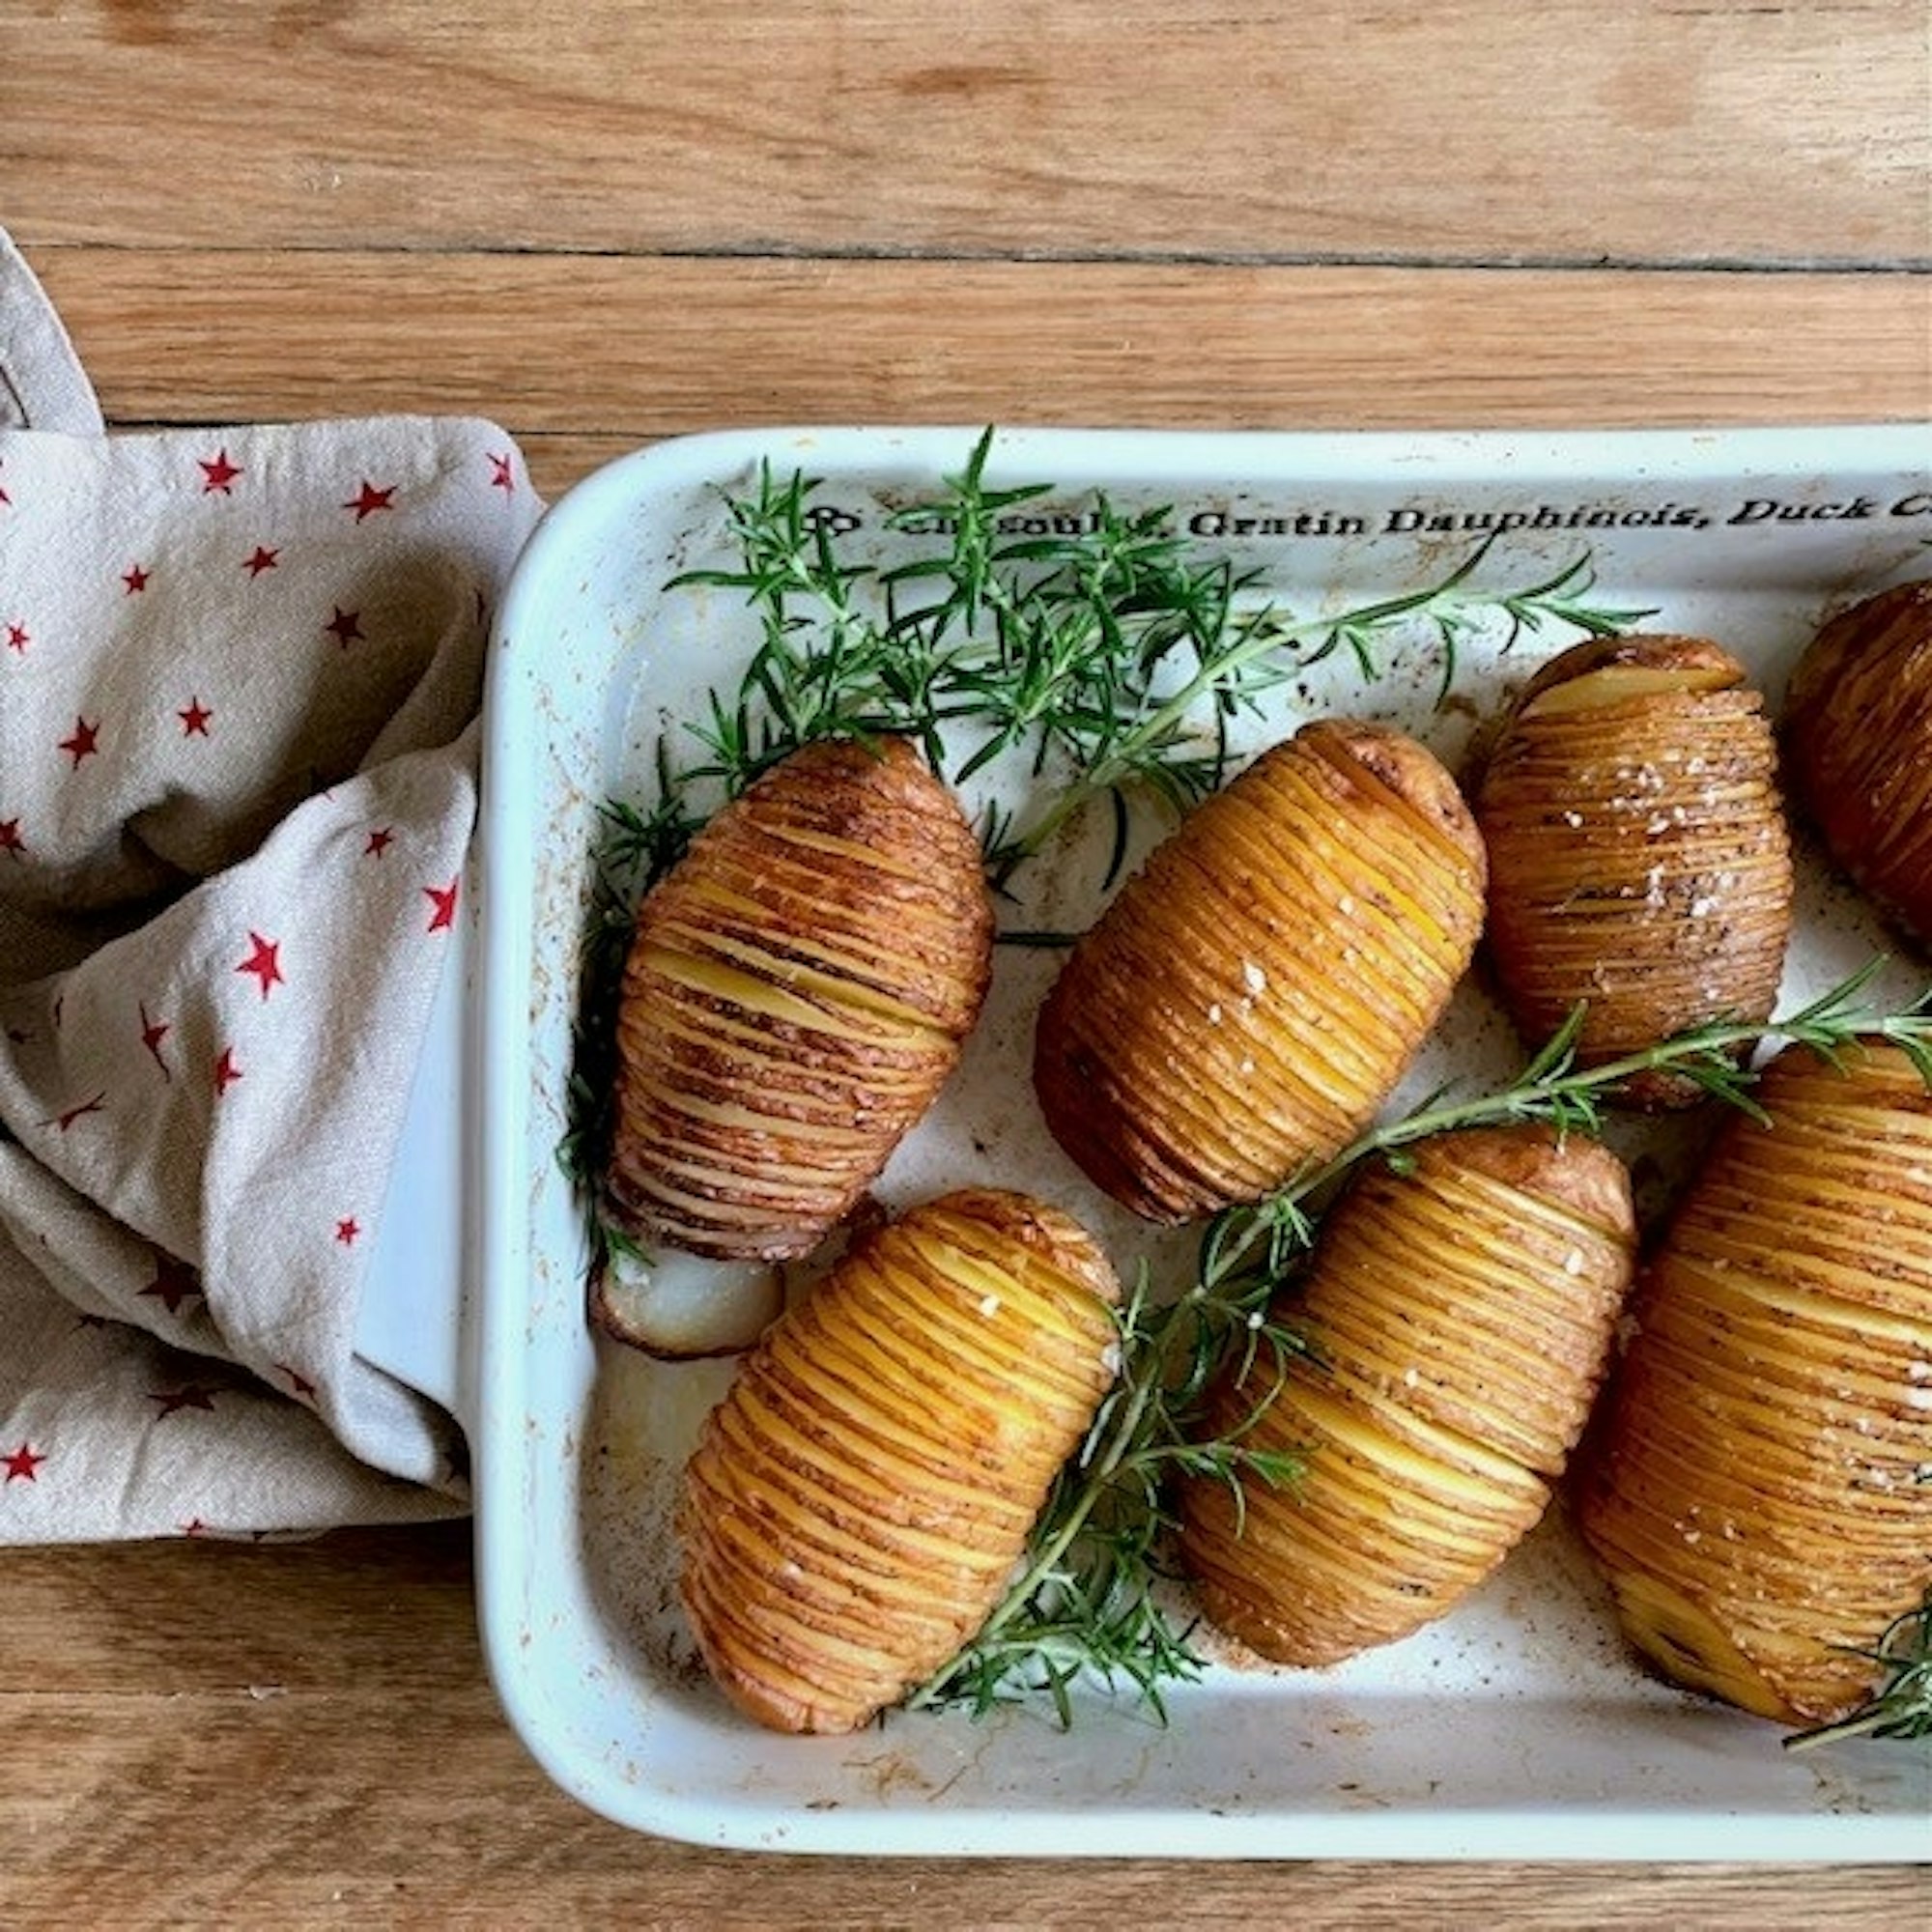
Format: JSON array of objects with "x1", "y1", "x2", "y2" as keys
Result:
[
  {"x1": 27, "y1": 250, "x2": 1931, "y2": 503},
  {"x1": 0, "y1": 1529, "x2": 1922, "y2": 1922},
  {"x1": 5, "y1": 1, "x2": 1927, "y2": 268}
]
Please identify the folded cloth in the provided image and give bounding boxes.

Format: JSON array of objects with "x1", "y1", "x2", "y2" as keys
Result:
[{"x1": 0, "y1": 232, "x2": 542, "y2": 1540}]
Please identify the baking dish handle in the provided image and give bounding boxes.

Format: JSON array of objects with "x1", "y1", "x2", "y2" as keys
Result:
[{"x1": 354, "y1": 893, "x2": 476, "y2": 1437}]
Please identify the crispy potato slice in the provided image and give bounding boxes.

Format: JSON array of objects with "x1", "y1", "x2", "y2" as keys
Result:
[
  {"x1": 1033, "y1": 719, "x2": 1487, "y2": 1222},
  {"x1": 605, "y1": 736, "x2": 993, "y2": 1264},
  {"x1": 1577, "y1": 1043, "x2": 1932, "y2": 1724},
  {"x1": 676, "y1": 1187, "x2": 1121, "y2": 1734},
  {"x1": 1783, "y1": 578, "x2": 1932, "y2": 951},
  {"x1": 1475, "y1": 635, "x2": 1794, "y2": 1107},
  {"x1": 1178, "y1": 1126, "x2": 1635, "y2": 1666}
]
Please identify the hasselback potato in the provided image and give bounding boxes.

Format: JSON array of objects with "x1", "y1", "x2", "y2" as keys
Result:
[
  {"x1": 1177, "y1": 1126, "x2": 1635, "y2": 1665},
  {"x1": 1782, "y1": 578, "x2": 1932, "y2": 949},
  {"x1": 1034, "y1": 718, "x2": 1487, "y2": 1222},
  {"x1": 1577, "y1": 1043, "x2": 1932, "y2": 1725},
  {"x1": 676, "y1": 1188, "x2": 1122, "y2": 1734},
  {"x1": 606, "y1": 736, "x2": 993, "y2": 1263},
  {"x1": 1475, "y1": 635, "x2": 1794, "y2": 1107}
]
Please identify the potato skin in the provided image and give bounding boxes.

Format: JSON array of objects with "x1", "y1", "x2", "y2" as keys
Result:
[
  {"x1": 1576, "y1": 1043, "x2": 1932, "y2": 1725},
  {"x1": 1033, "y1": 719, "x2": 1488, "y2": 1223},
  {"x1": 606, "y1": 736, "x2": 993, "y2": 1263},
  {"x1": 676, "y1": 1188, "x2": 1122, "y2": 1734},
  {"x1": 1782, "y1": 578, "x2": 1932, "y2": 950},
  {"x1": 1177, "y1": 1126, "x2": 1635, "y2": 1666},
  {"x1": 1474, "y1": 635, "x2": 1794, "y2": 1108}
]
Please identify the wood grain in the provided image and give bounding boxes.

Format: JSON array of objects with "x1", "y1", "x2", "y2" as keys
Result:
[
  {"x1": 4, "y1": 0, "x2": 1928, "y2": 1918},
  {"x1": 5, "y1": 1, "x2": 1928, "y2": 267},
  {"x1": 2, "y1": 1526, "x2": 1925, "y2": 1926},
  {"x1": 29, "y1": 250, "x2": 1932, "y2": 501}
]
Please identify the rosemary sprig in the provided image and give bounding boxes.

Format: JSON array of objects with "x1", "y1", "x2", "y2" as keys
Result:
[
  {"x1": 642, "y1": 430, "x2": 1645, "y2": 895},
  {"x1": 1783, "y1": 1591, "x2": 1932, "y2": 1752},
  {"x1": 914, "y1": 964, "x2": 1932, "y2": 1725}
]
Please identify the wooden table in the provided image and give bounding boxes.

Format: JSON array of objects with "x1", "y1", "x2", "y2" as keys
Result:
[{"x1": 6, "y1": 3, "x2": 1928, "y2": 1921}]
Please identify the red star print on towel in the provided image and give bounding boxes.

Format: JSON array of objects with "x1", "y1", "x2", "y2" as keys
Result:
[
  {"x1": 236, "y1": 931, "x2": 285, "y2": 1000},
  {"x1": 213, "y1": 1045, "x2": 243, "y2": 1095},
  {"x1": 488, "y1": 452, "x2": 516, "y2": 495},
  {"x1": 6, "y1": 621, "x2": 29, "y2": 654},
  {"x1": 3, "y1": 1443, "x2": 45, "y2": 1484},
  {"x1": 274, "y1": 1363, "x2": 319, "y2": 1402},
  {"x1": 0, "y1": 818, "x2": 23, "y2": 859},
  {"x1": 242, "y1": 544, "x2": 280, "y2": 578},
  {"x1": 44, "y1": 1092, "x2": 106, "y2": 1133},
  {"x1": 364, "y1": 826, "x2": 394, "y2": 857},
  {"x1": 150, "y1": 1385, "x2": 218, "y2": 1421},
  {"x1": 334, "y1": 1216, "x2": 361, "y2": 1246},
  {"x1": 423, "y1": 876, "x2": 460, "y2": 932},
  {"x1": 123, "y1": 562, "x2": 151, "y2": 594},
  {"x1": 325, "y1": 606, "x2": 364, "y2": 648},
  {"x1": 178, "y1": 696, "x2": 213, "y2": 737},
  {"x1": 140, "y1": 1252, "x2": 202, "y2": 1316},
  {"x1": 58, "y1": 716, "x2": 100, "y2": 767},
  {"x1": 343, "y1": 479, "x2": 396, "y2": 523},
  {"x1": 139, "y1": 1001, "x2": 172, "y2": 1078},
  {"x1": 198, "y1": 449, "x2": 243, "y2": 496}
]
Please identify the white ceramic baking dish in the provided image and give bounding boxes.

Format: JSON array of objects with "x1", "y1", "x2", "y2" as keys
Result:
[{"x1": 361, "y1": 423, "x2": 1932, "y2": 1858}]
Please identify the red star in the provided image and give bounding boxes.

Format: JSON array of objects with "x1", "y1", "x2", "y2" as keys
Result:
[
  {"x1": 44, "y1": 1091, "x2": 107, "y2": 1133},
  {"x1": 58, "y1": 716, "x2": 100, "y2": 767},
  {"x1": 5, "y1": 621, "x2": 28, "y2": 654},
  {"x1": 236, "y1": 931, "x2": 285, "y2": 1000},
  {"x1": 488, "y1": 452, "x2": 516, "y2": 495},
  {"x1": 424, "y1": 875, "x2": 460, "y2": 932},
  {"x1": 325, "y1": 605, "x2": 364, "y2": 648},
  {"x1": 3, "y1": 1442, "x2": 45, "y2": 1484},
  {"x1": 139, "y1": 1001, "x2": 172, "y2": 1078},
  {"x1": 198, "y1": 449, "x2": 243, "y2": 496},
  {"x1": 364, "y1": 825, "x2": 394, "y2": 858},
  {"x1": 0, "y1": 818, "x2": 23, "y2": 859},
  {"x1": 180, "y1": 1518, "x2": 211, "y2": 1537},
  {"x1": 274, "y1": 1361, "x2": 319, "y2": 1401},
  {"x1": 242, "y1": 544, "x2": 280, "y2": 578},
  {"x1": 149, "y1": 1384, "x2": 218, "y2": 1421},
  {"x1": 179, "y1": 696, "x2": 213, "y2": 737},
  {"x1": 213, "y1": 1045, "x2": 243, "y2": 1096},
  {"x1": 343, "y1": 479, "x2": 396, "y2": 522},
  {"x1": 139, "y1": 1252, "x2": 201, "y2": 1315},
  {"x1": 334, "y1": 1215, "x2": 361, "y2": 1246},
  {"x1": 123, "y1": 562, "x2": 151, "y2": 594}
]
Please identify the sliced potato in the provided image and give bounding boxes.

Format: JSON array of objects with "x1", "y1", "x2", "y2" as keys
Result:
[
  {"x1": 1782, "y1": 578, "x2": 1932, "y2": 950},
  {"x1": 1475, "y1": 635, "x2": 1794, "y2": 1108},
  {"x1": 1177, "y1": 1126, "x2": 1635, "y2": 1666},
  {"x1": 1576, "y1": 1043, "x2": 1932, "y2": 1724},
  {"x1": 605, "y1": 736, "x2": 993, "y2": 1264},
  {"x1": 1033, "y1": 719, "x2": 1487, "y2": 1222},
  {"x1": 676, "y1": 1187, "x2": 1122, "y2": 1734}
]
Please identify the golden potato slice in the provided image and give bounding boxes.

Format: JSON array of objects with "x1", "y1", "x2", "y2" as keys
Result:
[
  {"x1": 676, "y1": 1187, "x2": 1122, "y2": 1734},
  {"x1": 606, "y1": 736, "x2": 993, "y2": 1264},
  {"x1": 1177, "y1": 1126, "x2": 1635, "y2": 1666},
  {"x1": 1577, "y1": 1043, "x2": 1932, "y2": 1724},
  {"x1": 1782, "y1": 578, "x2": 1932, "y2": 950},
  {"x1": 1474, "y1": 635, "x2": 1794, "y2": 1108},
  {"x1": 1033, "y1": 719, "x2": 1488, "y2": 1222}
]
